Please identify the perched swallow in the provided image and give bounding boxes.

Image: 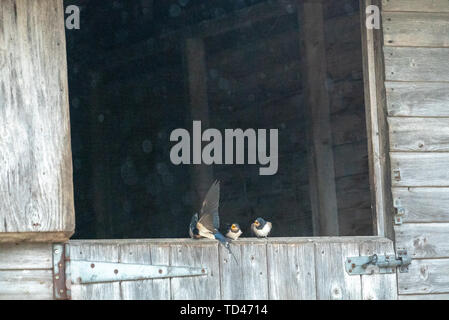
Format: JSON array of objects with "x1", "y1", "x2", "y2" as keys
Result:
[
  {"x1": 225, "y1": 223, "x2": 242, "y2": 240},
  {"x1": 192, "y1": 180, "x2": 238, "y2": 262},
  {"x1": 251, "y1": 217, "x2": 272, "y2": 238}
]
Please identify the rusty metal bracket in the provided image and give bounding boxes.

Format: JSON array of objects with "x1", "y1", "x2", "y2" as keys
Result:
[
  {"x1": 393, "y1": 198, "x2": 405, "y2": 225},
  {"x1": 52, "y1": 243, "x2": 70, "y2": 300}
]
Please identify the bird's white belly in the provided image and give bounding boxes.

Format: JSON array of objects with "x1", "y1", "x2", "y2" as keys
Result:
[
  {"x1": 226, "y1": 230, "x2": 242, "y2": 240},
  {"x1": 254, "y1": 222, "x2": 271, "y2": 237}
]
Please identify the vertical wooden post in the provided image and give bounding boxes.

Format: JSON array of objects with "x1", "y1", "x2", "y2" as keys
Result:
[
  {"x1": 298, "y1": 1, "x2": 339, "y2": 236},
  {"x1": 185, "y1": 38, "x2": 213, "y2": 206}
]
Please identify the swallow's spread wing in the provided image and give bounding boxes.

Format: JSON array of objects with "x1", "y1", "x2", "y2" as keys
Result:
[{"x1": 198, "y1": 180, "x2": 220, "y2": 232}]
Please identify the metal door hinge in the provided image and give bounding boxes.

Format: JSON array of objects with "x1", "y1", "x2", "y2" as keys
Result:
[
  {"x1": 393, "y1": 198, "x2": 405, "y2": 225},
  {"x1": 345, "y1": 249, "x2": 411, "y2": 275},
  {"x1": 52, "y1": 243, "x2": 207, "y2": 299}
]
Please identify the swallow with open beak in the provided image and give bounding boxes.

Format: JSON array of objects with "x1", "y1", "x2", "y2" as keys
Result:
[
  {"x1": 251, "y1": 217, "x2": 272, "y2": 238},
  {"x1": 189, "y1": 180, "x2": 238, "y2": 263},
  {"x1": 225, "y1": 223, "x2": 242, "y2": 240}
]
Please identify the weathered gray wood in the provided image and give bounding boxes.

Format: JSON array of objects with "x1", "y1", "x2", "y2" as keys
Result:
[
  {"x1": 382, "y1": 0, "x2": 449, "y2": 13},
  {"x1": 384, "y1": 47, "x2": 449, "y2": 82},
  {"x1": 390, "y1": 153, "x2": 449, "y2": 187},
  {"x1": 361, "y1": 0, "x2": 394, "y2": 239},
  {"x1": 220, "y1": 240, "x2": 269, "y2": 299},
  {"x1": 299, "y1": 1, "x2": 339, "y2": 236},
  {"x1": 0, "y1": 243, "x2": 52, "y2": 269},
  {"x1": 170, "y1": 242, "x2": 220, "y2": 299},
  {"x1": 395, "y1": 223, "x2": 449, "y2": 259},
  {"x1": 383, "y1": 12, "x2": 449, "y2": 47},
  {"x1": 389, "y1": 117, "x2": 449, "y2": 152},
  {"x1": 0, "y1": 0, "x2": 74, "y2": 242},
  {"x1": 119, "y1": 243, "x2": 171, "y2": 300},
  {"x1": 398, "y1": 258, "x2": 449, "y2": 294},
  {"x1": 314, "y1": 242, "x2": 361, "y2": 299},
  {"x1": 399, "y1": 293, "x2": 449, "y2": 300},
  {"x1": 69, "y1": 242, "x2": 121, "y2": 300},
  {"x1": 0, "y1": 270, "x2": 53, "y2": 300},
  {"x1": 267, "y1": 242, "x2": 316, "y2": 299},
  {"x1": 392, "y1": 187, "x2": 449, "y2": 223},
  {"x1": 386, "y1": 82, "x2": 449, "y2": 117},
  {"x1": 360, "y1": 240, "x2": 398, "y2": 300}
]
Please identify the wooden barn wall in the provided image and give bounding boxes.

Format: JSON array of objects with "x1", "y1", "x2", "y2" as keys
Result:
[
  {"x1": 381, "y1": 0, "x2": 449, "y2": 300},
  {"x1": 0, "y1": 238, "x2": 397, "y2": 300},
  {"x1": 323, "y1": 0, "x2": 372, "y2": 236}
]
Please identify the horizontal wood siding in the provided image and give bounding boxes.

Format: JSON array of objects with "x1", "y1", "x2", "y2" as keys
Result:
[
  {"x1": 0, "y1": 243, "x2": 53, "y2": 300},
  {"x1": 383, "y1": 0, "x2": 449, "y2": 300}
]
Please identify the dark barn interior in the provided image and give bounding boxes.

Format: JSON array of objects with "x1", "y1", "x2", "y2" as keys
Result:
[{"x1": 65, "y1": 0, "x2": 372, "y2": 239}]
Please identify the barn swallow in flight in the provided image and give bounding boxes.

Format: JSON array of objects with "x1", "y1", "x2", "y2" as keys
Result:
[
  {"x1": 189, "y1": 180, "x2": 238, "y2": 263},
  {"x1": 225, "y1": 223, "x2": 242, "y2": 240},
  {"x1": 251, "y1": 217, "x2": 272, "y2": 238}
]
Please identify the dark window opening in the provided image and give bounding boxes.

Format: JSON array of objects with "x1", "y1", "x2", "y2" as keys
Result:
[{"x1": 65, "y1": 0, "x2": 373, "y2": 239}]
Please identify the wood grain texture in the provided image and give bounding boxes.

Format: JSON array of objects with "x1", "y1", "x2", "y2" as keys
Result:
[
  {"x1": 389, "y1": 117, "x2": 449, "y2": 152},
  {"x1": 0, "y1": 0, "x2": 74, "y2": 240},
  {"x1": 360, "y1": 240, "x2": 398, "y2": 300},
  {"x1": 299, "y1": 1, "x2": 339, "y2": 236},
  {"x1": 384, "y1": 47, "x2": 449, "y2": 82},
  {"x1": 170, "y1": 242, "x2": 220, "y2": 300},
  {"x1": 220, "y1": 240, "x2": 268, "y2": 299},
  {"x1": 267, "y1": 242, "x2": 316, "y2": 299},
  {"x1": 386, "y1": 82, "x2": 449, "y2": 117},
  {"x1": 399, "y1": 293, "x2": 449, "y2": 300},
  {"x1": 383, "y1": 12, "x2": 449, "y2": 47},
  {"x1": 119, "y1": 243, "x2": 171, "y2": 300},
  {"x1": 0, "y1": 243, "x2": 52, "y2": 270},
  {"x1": 398, "y1": 258, "x2": 449, "y2": 294},
  {"x1": 0, "y1": 270, "x2": 53, "y2": 300},
  {"x1": 314, "y1": 242, "x2": 361, "y2": 299},
  {"x1": 382, "y1": 0, "x2": 449, "y2": 13},
  {"x1": 395, "y1": 223, "x2": 449, "y2": 259},
  {"x1": 392, "y1": 187, "x2": 449, "y2": 223},
  {"x1": 69, "y1": 242, "x2": 121, "y2": 300},
  {"x1": 390, "y1": 152, "x2": 449, "y2": 187}
]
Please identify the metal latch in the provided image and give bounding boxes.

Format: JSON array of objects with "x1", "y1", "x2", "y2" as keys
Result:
[
  {"x1": 345, "y1": 249, "x2": 411, "y2": 275},
  {"x1": 52, "y1": 243, "x2": 208, "y2": 299}
]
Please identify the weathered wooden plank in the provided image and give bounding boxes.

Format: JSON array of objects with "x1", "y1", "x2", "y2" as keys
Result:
[
  {"x1": 389, "y1": 117, "x2": 449, "y2": 152},
  {"x1": 383, "y1": 12, "x2": 449, "y2": 47},
  {"x1": 361, "y1": 0, "x2": 394, "y2": 239},
  {"x1": 267, "y1": 242, "x2": 316, "y2": 299},
  {"x1": 392, "y1": 187, "x2": 449, "y2": 223},
  {"x1": 170, "y1": 242, "x2": 220, "y2": 299},
  {"x1": 300, "y1": 1, "x2": 339, "y2": 236},
  {"x1": 360, "y1": 240, "x2": 398, "y2": 300},
  {"x1": 384, "y1": 47, "x2": 449, "y2": 82},
  {"x1": 0, "y1": 243, "x2": 52, "y2": 269},
  {"x1": 398, "y1": 258, "x2": 449, "y2": 294},
  {"x1": 399, "y1": 293, "x2": 449, "y2": 300},
  {"x1": 395, "y1": 223, "x2": 449, "y2": 259},
  {"x1": 68, "y1": 242, "x2": 121, "y2": 300},
  {"x1": 390, "y1": 153, "x2": 449, "y2": 187},
  {"x1": 382, "y1": 0, "x2": 449, "y2": 13},
  {"x1": 0, "y1": 270, "x2": 53, "y2": 300},
  {"x1": 220, "y1": 240, "x2": 269, "y2": 299},
  {"x1": 386, "y1": 82, "x2": 449, "y2": 117},
  {"x1": 119, "y1": 243, "x2": 171, "y2": 300},
  {"x1": 314, "y1": 242, "x2": 361, "y2": 299},
  {"x1": 0, "y1": 0, "x2": 74, "y2": 241}
]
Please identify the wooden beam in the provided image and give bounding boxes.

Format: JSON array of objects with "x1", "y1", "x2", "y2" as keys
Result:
[
  {"x1": 360, "y1": 0, "x2": 394, "y2": 239},
  {"x1": 185, "y1": 38, "x2": 213, "y2": 206},
  {"x1": 298, "y1": 1, "x2": 339, "y2": 236},
  {"x1": 0, "y1": 0, "x2": 74, "y2": 242}
]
